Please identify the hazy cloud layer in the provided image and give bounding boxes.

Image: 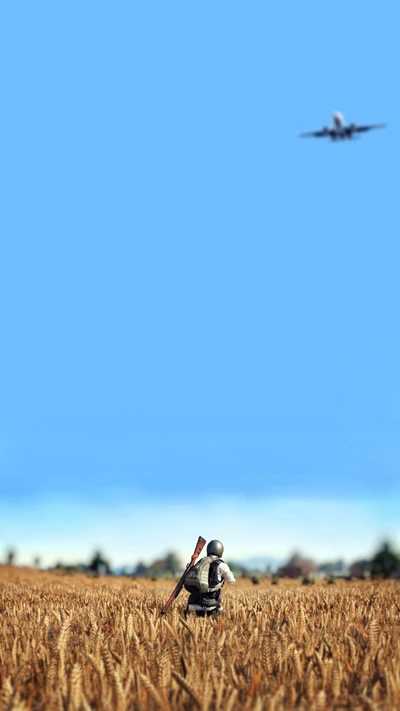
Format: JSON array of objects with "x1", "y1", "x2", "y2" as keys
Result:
[{"x1": 1, "y1": 495, "x2": 398, "y2": 568}]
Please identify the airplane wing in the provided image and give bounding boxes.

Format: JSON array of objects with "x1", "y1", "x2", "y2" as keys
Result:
[
  {"x1": 298, "y1": 128, "x2": 332, "y2": 138},
  {"x1": 351, "y1": 123, "x2": 387, "y2": 133}
]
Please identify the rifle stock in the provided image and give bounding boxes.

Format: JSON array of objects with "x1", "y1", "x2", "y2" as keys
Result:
[{"x1": 161, "y1": 536, "x2": 206, "y2": 614}]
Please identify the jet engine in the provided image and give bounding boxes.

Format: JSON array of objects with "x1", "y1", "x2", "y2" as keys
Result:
[{"x1": 343, "y1": 124, "x2": 356, "y2": 139}]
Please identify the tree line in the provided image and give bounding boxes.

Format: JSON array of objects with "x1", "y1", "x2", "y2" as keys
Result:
[{"x1": 2, "y1": 541, "x2": 400, "y2": 579}]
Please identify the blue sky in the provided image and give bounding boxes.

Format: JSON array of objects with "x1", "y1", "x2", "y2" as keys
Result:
[{"x1": 1, "y1": 2, "x2": 399, "y2": 567}]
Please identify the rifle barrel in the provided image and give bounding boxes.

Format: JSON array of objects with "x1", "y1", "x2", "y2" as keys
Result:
[{"x1": 161, "y1": 536, "x2": 206, "y2": 615}]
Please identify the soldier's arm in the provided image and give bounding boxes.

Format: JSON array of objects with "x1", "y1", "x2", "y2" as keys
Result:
[{"x1": 219, "y1": 562, "x2": 236, "y2": 584}]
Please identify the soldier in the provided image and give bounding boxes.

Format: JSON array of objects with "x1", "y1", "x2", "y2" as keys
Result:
[{"x1": 184, "y1": 539, "x2": 236, "y2": 616}]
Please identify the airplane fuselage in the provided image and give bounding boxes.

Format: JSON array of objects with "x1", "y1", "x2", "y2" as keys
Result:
[
  {"x1": 331, "y1": 112, "x2": 348, "y2": 139},
  {"x1": 333, "y1": 111, "x2": 345, "y2": 129}
]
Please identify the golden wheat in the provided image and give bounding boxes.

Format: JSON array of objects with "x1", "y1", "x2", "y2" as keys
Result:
[{"x1": 1, "y1": 567, "x2": 400, "y2": 709}]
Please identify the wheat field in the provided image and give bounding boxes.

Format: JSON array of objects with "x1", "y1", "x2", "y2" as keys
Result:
[{"x1": 1, "y1": 567, "x2": 400, "y2": 710}]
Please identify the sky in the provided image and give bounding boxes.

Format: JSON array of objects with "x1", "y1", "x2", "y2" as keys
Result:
[{"x1": 1, "y1": 2, "x2": 399, "y2": 568}]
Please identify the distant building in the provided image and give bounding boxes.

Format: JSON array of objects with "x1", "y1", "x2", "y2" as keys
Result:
[
  {"x1": 349, "y1": 560, "x2": 371, "y2": 579},
  {"x1": 278, "y1": 553, "x2": 317, "y2": 578}
]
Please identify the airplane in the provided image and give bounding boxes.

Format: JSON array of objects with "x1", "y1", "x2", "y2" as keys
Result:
[{"x1": 298, "y1": 112, "x2": 386, "y2": 140}]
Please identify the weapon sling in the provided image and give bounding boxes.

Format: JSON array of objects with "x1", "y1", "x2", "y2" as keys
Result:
[{"x1": 160, "y1": 536, "x2": 206, "y2": 614}]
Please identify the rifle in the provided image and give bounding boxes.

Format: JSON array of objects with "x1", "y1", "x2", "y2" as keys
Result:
[{"x1": 161, "y1": 536, "x2": 206, "y2": 614}]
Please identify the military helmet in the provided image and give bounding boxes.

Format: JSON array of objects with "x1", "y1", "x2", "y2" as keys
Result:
[{"x1": 207, "y1": 540, "x2": 224, "y2": 557}]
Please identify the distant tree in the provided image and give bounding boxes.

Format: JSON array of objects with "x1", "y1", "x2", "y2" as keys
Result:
[
  {"x1": 146, "y1": 552, "x2": 183, "y2": 578},
  {"x1": 6, "y1": 549, "x2": 16, "y2": 566},
  {"x1": 226, "y1": 561, "x2": 246, "y2": 576},
  {"x1": 88, "y1": 550, "x2": 111, "y2": 575},
  {"x1": 370, "y1": 542, "x2": 400, "y2": 579},
  {"x1": 133, "y1": 561, "x2": 149, "y2": 577},
  {"x1": 318, "y1": 562, "x2": 336, "y2": 576},
  {"x1": 33, "y1": 556, "x2": 41, "y2": 569},
  {"x1": 165, "y1": 552, "x2": 181, "y2": 577}
]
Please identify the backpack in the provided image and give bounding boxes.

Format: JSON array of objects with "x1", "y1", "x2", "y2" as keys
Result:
[{"x1": 184, "y1": 556, "x2": 224, "y2": 594}]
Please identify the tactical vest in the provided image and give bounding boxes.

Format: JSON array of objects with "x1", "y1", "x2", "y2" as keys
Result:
[{"x1": 184, "y1": 556, "x2": 224, "y2": 594}]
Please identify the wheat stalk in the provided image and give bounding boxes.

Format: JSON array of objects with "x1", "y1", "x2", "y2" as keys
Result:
[{"x1": 171, "y1": 669, "x2": 202, "y2": 709}]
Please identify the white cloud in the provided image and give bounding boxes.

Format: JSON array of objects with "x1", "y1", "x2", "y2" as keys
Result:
[{"x1": 0, "y1": 494, "x2": 398, "y2": 567}]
